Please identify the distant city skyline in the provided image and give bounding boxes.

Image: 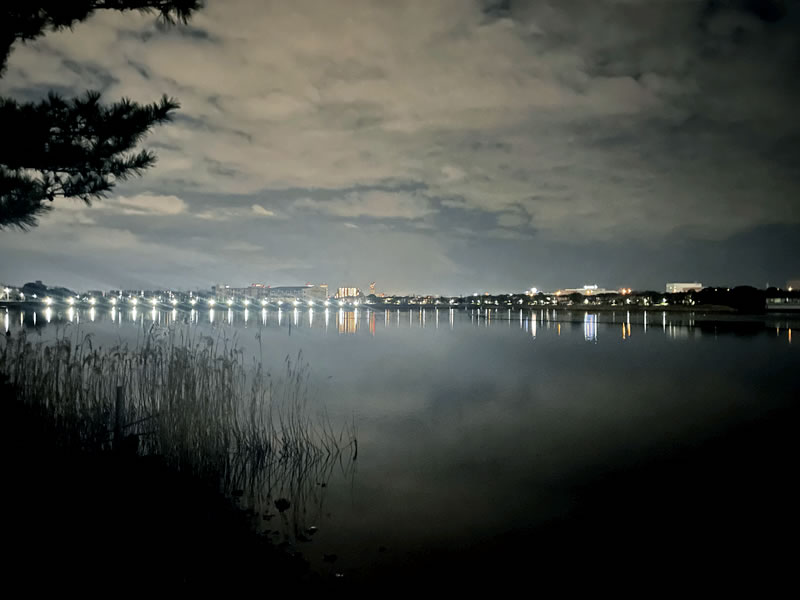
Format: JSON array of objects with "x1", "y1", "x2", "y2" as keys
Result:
[{"x1": 1, "y1": 274, "x2": 797, "y2": 299}]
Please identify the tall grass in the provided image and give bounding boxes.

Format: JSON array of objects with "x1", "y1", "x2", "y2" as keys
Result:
[{"x1": 0, "y1": 325, "x2": 356, "y2": 535}]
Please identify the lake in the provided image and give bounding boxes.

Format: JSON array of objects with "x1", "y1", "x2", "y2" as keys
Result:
[{"x1": 4, "y1": 305, "x2": 798, "y2": 587}]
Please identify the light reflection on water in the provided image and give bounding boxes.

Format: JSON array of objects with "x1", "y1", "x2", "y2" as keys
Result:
[{"x1": 9, "y1": 305, "x2": 798, "y2": 346}]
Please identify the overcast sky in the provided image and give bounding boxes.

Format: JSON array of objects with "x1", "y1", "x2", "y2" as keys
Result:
[{"x1": 0, "y1": 0, "x2": 798, "y2": 294}]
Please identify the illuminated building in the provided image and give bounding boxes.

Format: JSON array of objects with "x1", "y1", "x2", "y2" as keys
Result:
[
  {"x1": 269, "y1": 284, "x2": 328, "y2": 303},
  {"x1": 666, "y1": 282, "x2": 703, "y2": 293},
  {"x1": 555, "y1": 284, "x2": 617, "y2": 296},
  {"x1": 336, "y1": 287, "x2": 361, "y2": 299},
  {"x1": 215, "y1": 283, "x2": 327, "y2": 303}
]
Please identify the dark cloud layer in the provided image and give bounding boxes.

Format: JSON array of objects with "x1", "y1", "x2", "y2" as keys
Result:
[{"x1": 1, "y1": 0, "x2": 798, "y2": 292}]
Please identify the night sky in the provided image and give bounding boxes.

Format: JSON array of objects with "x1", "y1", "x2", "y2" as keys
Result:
[{"x1": 0, "y1": 0, "x2": 798, "y2": 294}]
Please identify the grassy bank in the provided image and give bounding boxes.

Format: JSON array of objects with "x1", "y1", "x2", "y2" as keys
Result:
[{"x1": 0, "y1": 326, "x2": 356, "y2": 590}]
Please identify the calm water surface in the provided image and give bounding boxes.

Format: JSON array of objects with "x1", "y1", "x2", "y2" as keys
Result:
[{"x1": 5, "y1": 305, "x2": 798, "y2": 582}]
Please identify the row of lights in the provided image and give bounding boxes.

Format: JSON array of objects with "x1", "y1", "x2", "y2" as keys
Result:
[{"x1": 41, "y1": 296, "x2": 348, "y2": 308}]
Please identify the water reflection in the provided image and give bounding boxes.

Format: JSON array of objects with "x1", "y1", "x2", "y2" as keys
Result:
[
  {"x1": 5, "y1": 306, "x2": 799, "y2": 347},
  {"x1": 339, "y1": 310, "x2": 357, "y2": 334},
  {"x1": 584, "y1": 313, "x2": 598, "y2": 342}
]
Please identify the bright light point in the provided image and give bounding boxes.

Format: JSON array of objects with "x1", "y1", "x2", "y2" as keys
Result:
[
  {"x1": 131, "y1": 298, "x2": 138, "y2": 306},
  {"x1": 293, "y1": 300, "x2": 299, "y2": 307},
  {"x1": 88, "y1": 297, "x2": 95, "y2": 305},
  {"x1": 171, "y1": 298, "x2": 178, "y2": 306},
  {"x1": 277, "y1": 301, "x2": 283, "y2": 306},
  {"x1": 110, "y1": 298, "x2": 117, "y2": 306},
  {"x1": 67, "y1": 297, "x2": 75, "y2": 306},
  {"x1": 324, "y1": 300, "x2": 330, "y2": 307},
  {"x1": 44, "y1": 297, "x2": 53, "y2": 306},
  {"x1": 150, "y1": 298, "x2": 157, "y2": 306},
  {"x1": 243, "y1": 299, "x2": 250, "y2": 306},
  {"x1": 307, "y1": 300, "x2": 314, "y2": 307},
  {"x1": 261, "y1": 299, "x2": 267, "y2": 306},
  {"x1": 338, "y1": 301, "x2": 344, "y2": 307},
  {"x1": 208, "y1": 299, "x2": 216, "y2": 306},
  {"x1": 190, "y1": 298, "x2": 197, "y2": 305},
  {"x1": 226, "y1": 299, "x2": 233, "y2": 306}
]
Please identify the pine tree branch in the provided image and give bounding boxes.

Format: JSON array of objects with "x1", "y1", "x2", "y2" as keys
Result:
[
  {"x1": 0, "y1": 92, "x2": 179, "y2": 229},
  {"x1": 1, "y1": 1, "x2": 203, "y2": 75}
]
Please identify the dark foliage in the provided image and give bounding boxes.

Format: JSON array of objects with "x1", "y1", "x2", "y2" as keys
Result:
[
  {"x1": 0, "y1": 92, "x2": 179, "y2": 229},
  {"x1": 1, "y1": 1, "x2": 202, "y2": 74},
  {"x1": 0, "y1": 1, "x2": 203, "y2": 230}
]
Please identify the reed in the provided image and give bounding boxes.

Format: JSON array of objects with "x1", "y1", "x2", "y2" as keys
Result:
[{"x1": 0, "y1": 325, "x2": 356, "y2": 526}]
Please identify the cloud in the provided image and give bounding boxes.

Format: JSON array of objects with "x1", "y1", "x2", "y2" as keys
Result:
[
  {"x1": 1, "y1": 0, "x2": 798, "y2": 291},
  {"x1": 251, "y1": 204, "x2": 275, "y2": 217},
  {"x1": 114, "y1": 194, "x2": 187, "y2": 215},
  {"x1": 222, "y1": 241, "x2": 262, "y2": 252},
  {"x1": 294, "y1": 190, "x2": 433, "y2": 220}
]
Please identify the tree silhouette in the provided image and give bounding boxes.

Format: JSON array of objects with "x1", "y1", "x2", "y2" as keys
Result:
[{"x1": 0, "y1": 1, "x2": 203, "y2": 230}]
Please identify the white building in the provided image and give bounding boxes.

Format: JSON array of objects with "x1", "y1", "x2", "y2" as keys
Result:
[
  {"x1": 269, "y1": 284, "x2": 328, "y2": 303},
  {"x1": 666, "y1": 282, "x2": 703, "y2": 294},
  {"x1": 555, "y1": 284, "x2": 618, "y2": 296}
]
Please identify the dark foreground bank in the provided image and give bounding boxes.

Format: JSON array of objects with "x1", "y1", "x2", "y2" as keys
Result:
[{"x1": 1, "y1": 381, "x2": 334, "y2": 592}]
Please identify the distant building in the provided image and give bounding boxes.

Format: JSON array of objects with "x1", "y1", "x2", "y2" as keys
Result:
[
  {"x1": 215, "y1": 283, "x2": 327, "y2": 303},
  {"x1": 216, "y1": 284, "x2": 268, "y2": 301},
  {"x1": 555, "y1": 284, "x2": 617, "y2": 296},
  {"x1": 666, "y1": 282, "x2": 703, "y2": 294},
  {"x1": 336, "y1": 287, "x2": 361, "y2": 299},
  {"x1": 270, "y1": 284, "x2": 328, "y2": 303}
]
